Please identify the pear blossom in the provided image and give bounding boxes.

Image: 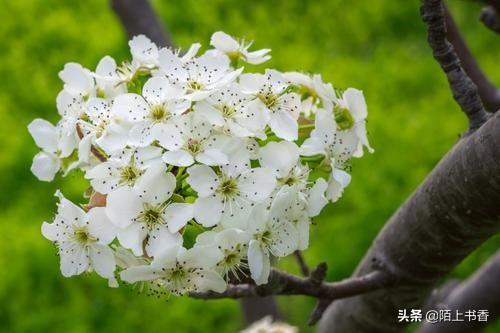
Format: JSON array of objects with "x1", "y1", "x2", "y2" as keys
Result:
[
  {"x1": 246, "y1": 192, "x2": 299, "y2": 285},
  {"x1": 121, "y1": 245, "x2": 226, "y2": 295},
  {"x1": 241, "y1": 316, "x2": 298, "y2": 333},
  {"x1": 41, "y1": 192, "x2": 117, "y2": 285},
  {"x1": 85, "y1": 146, "x2": 162, "y2": 194},
  {"x1": 28, "y1": 119, "x2": 77, "y2": 181},
  {"x1": 195, "y1": 228, "x2": 251, "y2": 280},
  {"x1": 210, "y1": 31, "x2": 271, "y2": 65},
  {"x1": 240, "y1": 69, "x2": 301, "y2": 141},
  {"x1": 160, "y1": 113, "x2": 229, "y2": 167},
  {"x1": 158, "y1": 48, "x2": 242, "y2": 101},
  {"x1": 187, "y1": 164, "x2": 276, "y2": 228},
  {"x1": 194, "y1": 83, "x2": 269, "y2": 138},
  {"x1": 105, "y1": 163, "x2": 188, "y2": 256}
]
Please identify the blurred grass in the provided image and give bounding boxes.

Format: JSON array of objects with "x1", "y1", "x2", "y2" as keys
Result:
[{"x1": 0, "y1": 0, "x2": 499, "y2": 332}]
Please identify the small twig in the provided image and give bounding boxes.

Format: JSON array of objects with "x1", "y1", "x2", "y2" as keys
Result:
[
  {"x1": 76, "y1": 124, "x2": 108, "y2": 162},
  {"x1": 294, "y1": 251, "x2": 310, "y2": 277},
  {"x1": 191, "y1": 269, "x2": 390, "y2": 299},
  {"x1": 480, "y1": 5, "x2": 500, "y2": 33},
  {"x1": 445, "y1": 5, "x2": 500, "y2": 112},
  {"x1": 110, "y1": 0, "x2": 173, "y2": 47},
  {"x1": 421, "y1": 0, "x2": 489, "y2": 133}
]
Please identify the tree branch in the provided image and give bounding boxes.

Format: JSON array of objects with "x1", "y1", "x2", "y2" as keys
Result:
[
  {"x1": 445, "y1": 5, "x2": 500, "y2": 112},
  {"x1": 423, "y1": 0, "x2": 488, "y2": 132},
  {"x1": 416, "y1": 252, "x2": 500, "y2": 333},
  {"x1": 480, "y1": 5, "x2": 500, "y2": 33},
  {"x1": 191, "y1": 268, "x2": 391, "y2": 303},
  {"x1": 294, "y1": 251, "x2": 310, "y2": 276},
  {"x1": 110, "y1": 0, "x2": 173, "y2": 47}
]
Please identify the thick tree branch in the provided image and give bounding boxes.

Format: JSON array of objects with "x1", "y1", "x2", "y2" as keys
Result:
[
  {"x1": 445, "y1": 5, "x2": 500, "y2": 112},
  {"x1": 416, "y1": 252, "x2": 500, "y2": 333},
  {"x1": 110, "y1": 0, "x2": 172, "y2": 47},
  {"x1": 424, "y1": 0, "x2": 488, "y2": 132}
]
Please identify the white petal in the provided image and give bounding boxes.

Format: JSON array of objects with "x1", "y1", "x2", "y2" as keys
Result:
[
  {"x1": 111, "y1": 93, "x2": 148, "y2": 121},
  {"x1": 327, "y1": 168, "x2": 351, "y2": 202},
  {"x1": 300, "y1": 137, "x2": 325, "y2": 156},
  {"x1": 269, "y1": 221, "x2": 298, "y2": 257},
  {"x1": 105, "y1": 187, "x2": 142, "y2": 228},
  {"x1": 89, "y1": 244, "x2": 116, "y2": 279},
  {"x1": 59, "y1": 242, "x2": 89, "y2": 277},
  {"x1": 28, "y1": 119, "x2": 58, "y2": 152},
  {"x1": 179, "y1": 245, "x2": 223, "y2": 269},
  {"x1": 87, "y1": 207, "x2": 117, "y2": 244},
  {"x1": 307, "y1": 178, "x2": 328, "y2": 217},
  {"x1": 96, "y1": 122, "x2": 130, "y2": 154},
  {"x1": 55, "y1": 191, "x2": 87, "y2": 226},
  {"x1": 164, "y1": 203, "x2": 194, "y2": 233},
  {"x1": 162, "y1": 150, "x2": 194, "y2": 167},
  {"x1": 196, "y1": 149, "x2": 229, "y2": 166},
  {"x1": 248, "y1": 240, "x2": 270, "y2": 285},
  {"x1": 146, "y1": 226, "x2": 182, "y2": 257},
  {"x1": 41, "y1": 221, "x2": 63, "y2": 242},
  {"x1": 193, "y1": 196, "x2": 223, "y2": 227},
  {"x1": 155, "y1": 123, "x2": 184, "y2": 150},
  {"x1": 129, "y1": 35, "x2": 158, "y2": 64},
  {"x1": 134, "y1": 163, "x2": 175, "y2": 204},
  {"x1": 238, "y1": 167, "x2": 276, "y2": 202},
  {"x1": 158, "y1": 48, "x2": 188, "y2": 82},
  {"x1": 117, "y1": 223, "x2": 148, "y2": 256},
  {"x1": 210, "y1": 31, "x2": 239, "y2": 52},
  {"x1": 31, "y1": 152, "x2": 60, "y2": 182},
  {"x1": 59, "y1": 63, "x2": 94, "y2": 95},
  {"x1": 120, "y1": 265, "x2": 158, "y2": 283},
  {"x1": 142, "y1": 76, "x2": 172, "y2": 104},
  {"x1": 259, "y1": 141, "x2": 299, "y2": 178},
  {"x1": 343, "y1": 88, "x2": 367, "y2": 122},
  {"x1": 268, "y1": 110, "x2": 298, "y2": 141},
  {"x1": 296, "y1": 219, "x2": 310, "y2": 251},
  {"x1": 194, "y1": 101, "x2": 225, "y2": 126},
  {"x1": 194, "y1": 269, "x2": 227, "y2": 293},
  {"x1": 186, "y1": 165, "x2": 219, "y2": 196}
]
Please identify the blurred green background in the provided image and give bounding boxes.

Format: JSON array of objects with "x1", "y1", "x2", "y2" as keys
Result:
[{"x1": 1, "y1": 0, "x2": 499, "y2": 332}]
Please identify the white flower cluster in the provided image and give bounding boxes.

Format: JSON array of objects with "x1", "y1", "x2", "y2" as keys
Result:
[{"x1": 29, "y1": 32, "x2": 372, "y2": 294}]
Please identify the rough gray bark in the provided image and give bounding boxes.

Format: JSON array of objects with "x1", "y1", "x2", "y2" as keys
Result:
[
  {"x1": 318, "y1": 3, "x2": 500, "y2": 330},
  {"x1": 240, "y1": 297, "x2": 282, "y2": 324},
  {"x1": 480, "y1": 6, "x2": 500, "y2": 33},
  {"x1": 416, "y1": 252, "x2": 500, "y2": 333},
  {"x1": 318, "y1": 103, "x2": 500, "y2": 333},
  {"x1": 110, "y1": 0, "x2": 172, "y2": 47},
  {"x1": 445, "y1": 6, "x2": 500, "y2": 112}
]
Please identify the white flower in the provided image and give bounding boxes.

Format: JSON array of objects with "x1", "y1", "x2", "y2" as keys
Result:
[
  {"x1": 85, "y1": 146, "x2": 162, "y2": 194},
  {"x1": 210, "y1": 31, "x2": 271, "y2": 65},
  {"x1": 300, "y1": 108, "x2": 359, "y2": 169},
  {"x1": 160, "y1": 113, "x2": 229, "y2": 167},
  {"x1": 94, "y1": 55, "x2": 127, "y2": 98},
  {"x1": 240, "y1": 316, "x2": 298, "y2": 333},
  {"x1": 78, "y1": 97, "x2": 130, "y2": 157},
  {"x1": 105, "y1": 163, "x2": 189, "y2": 257},
  {"x1": 41, "y1": 192, "x2": 117, "y2": 285},
  {"x1": 59, "y1": 63, "x2": 95, "y2": 98},
  {"x1": 194, "y1": 83, "x2": 269, "y2": 138},
  {"x1": 28, "y1": 119, "x2": 77, "y2": 181},
  {"x1": 240, "y1": 69, "x2": 301, "y2": 141},
  {"x1": 129, "y1": 35, "x2": 159, "y2": 68},
  {"x1": 111, "y1": 76, "x2": 190, "y2": 147},
  {"x1": 120, "y1": 244, "x2": 226, "y2": 295},
  {"x1": 326, "y1": 166, "x2": 351, "y2": 202},
  {"x1": 187, "y1": 164, "x2": 276, "y2": 228},
  {"x1": 246, "y1": 192, "x2": 299, "y2": 285},
  {"x1": 283, "y1": 72, "x2": 334, "y2": 117},
  {"x1": 333, "y1": 88, "x2": 373, "y2": 156},
  {"x1": 195, "y1": 228, "x2": 250, "y2": 279},
  {"x1": 158, "y1": 48, "x2": 243, "y2": 101}
]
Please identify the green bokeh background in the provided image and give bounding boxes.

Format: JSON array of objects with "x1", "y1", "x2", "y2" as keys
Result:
[{"x1": 1, "y1": 0, "x2": 499, "y2": 332}]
